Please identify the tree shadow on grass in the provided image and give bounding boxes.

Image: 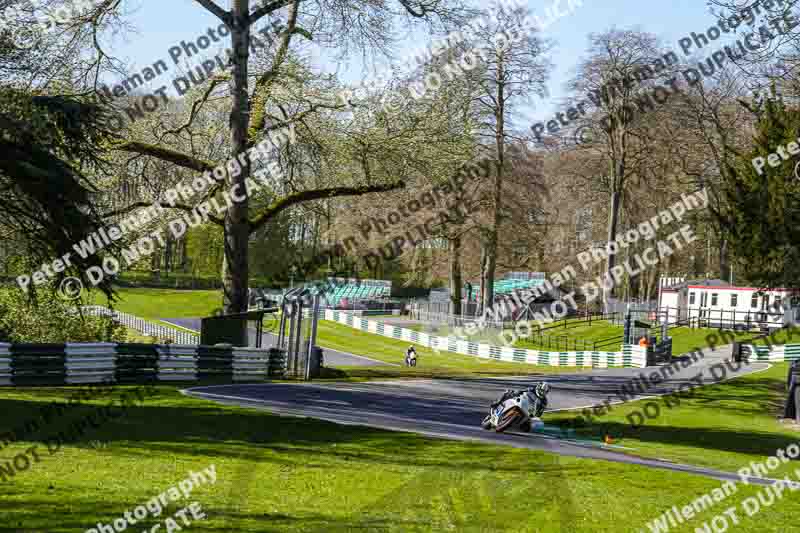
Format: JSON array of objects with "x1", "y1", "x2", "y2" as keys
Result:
[
  {"x1": 548, "y1": 375, "x2": 798, "y2": 456},
  {"x1": 0, "y1": 497, "x2": 420, "y2": 533},
  {"x1": 0, "y1": 388, "x2": 582, "y2": 533},
  {"x1": 0, "y1": 391, "x2": 576, "y2": 472}
]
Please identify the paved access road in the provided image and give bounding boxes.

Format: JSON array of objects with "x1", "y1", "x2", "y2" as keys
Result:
[
  {"x1": 185, "y1": 346, "x2": 775, "y2": 484},
  {"x1": 162, "y1": 318, "x2": 393, "y2": 367}
]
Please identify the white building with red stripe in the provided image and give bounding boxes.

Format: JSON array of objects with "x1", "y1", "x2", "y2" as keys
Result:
[{"x1": 658, "y1": 278, "x2": 800, "y2": 331}]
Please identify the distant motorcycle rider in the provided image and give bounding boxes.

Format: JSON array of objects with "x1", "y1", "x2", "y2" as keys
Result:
[{"x1": 405, "y1": 345, "x2": 418, "y2": 367}]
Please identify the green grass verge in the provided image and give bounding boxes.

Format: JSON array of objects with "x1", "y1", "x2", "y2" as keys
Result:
[
  {"x1": 1, "y1": 384, "x2": 799, "y2": 532},
  {"x1": 122, "y1": 327, "x2": 159, "y2": 344},
  {"x1": 548, "y1": 362, "x2": 800, "y2": 477},
  {"x1": 88, "y1": 287, "x2": 223, "y2": 320},
  {"x1": 309, "y1": 320, "x2": 584, "y2": 378}
]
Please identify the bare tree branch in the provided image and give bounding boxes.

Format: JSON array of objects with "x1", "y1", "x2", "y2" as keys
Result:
[
  {"x1": 193, "y1": 0, "x2": 231, "y2": 24},
  {"x1": 250, "y1": 181, "x2": 406, "y2": 231},
  {"x1": 101, "y1": 201, "x2": 224, "y2": 226},
  {"x1": 250, "y1": 0, "x2": 301, "y2": 23},
  {"x1": 115, "y1": 142, "x2": 216, "y2": 173}
]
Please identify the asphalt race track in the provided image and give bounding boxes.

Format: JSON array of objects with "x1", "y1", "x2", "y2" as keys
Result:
[
  {"x1": 162, "y1": 318, "x2": 393, "y2": 367},
  {"x1": 184, "y1": 346, "x2": 779, "y2": 485}
]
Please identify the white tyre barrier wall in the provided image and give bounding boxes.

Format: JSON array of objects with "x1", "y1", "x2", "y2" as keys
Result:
[
  {"x1": 157, "y1": 345, "x2": 200, "y2": 381},
  {"x1": 232, "y1": 347, "x2": 271, "y2": 382},
  {"x1": 65, "y1": 343, "x2": 116, "y2": 385},
  {"x1": 323, "y1": 310, "x2": 650, "y2": 368},
  {"x1": 0, "y1": 344, "x2": 273, "y2": 386},
  {"x1": 0, "y1": 343, "x2": 10, "y2": 386}
]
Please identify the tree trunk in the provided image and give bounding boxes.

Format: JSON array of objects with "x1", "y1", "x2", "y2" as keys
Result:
[
  {"x1": 480, "y1": 58, "x2": 505, "y2": 318},
  {"x1": 222, "y1": 0, "x2": 252, "y2": 313},
  {"x1": 449, "y1": 236, "x2": 462, "y2": 316},
  {"x1": 180, "y1": 236, "x2": 188, "y2": 271},
  {"x1": 719, "y1": 235, "x2": 731, "y2": 282},
  {"x1": 604, "y1": 190, "x2": 621, "y2": 307},
  {"x1": 151, "y1": 241, "x2": 161, "y2": 272},
  {"x1": 164, "y1": 234, "x2": 173, "y2": 272},
  {"x1": 644, "y1": 266, "x2": 657, "y2": 302}
]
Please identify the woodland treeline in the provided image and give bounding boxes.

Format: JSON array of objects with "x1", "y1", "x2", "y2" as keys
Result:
[{"x1": 1, "y1": 0, "x2": 798, "y2": 314}]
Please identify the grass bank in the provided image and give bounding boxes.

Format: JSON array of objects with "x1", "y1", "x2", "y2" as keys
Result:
[
  {"x1": 88, "y1": 287, "x2": 222, "y2": 321},
  {"x1": 311, "y1": 320, "x2": 584, "y2": 378},
  {"x1": 1, "y1": 384, "x2": 798, "y2": 532},
  {"x1": 548, "y1": 362, "x2": 800, "y2": 477}
]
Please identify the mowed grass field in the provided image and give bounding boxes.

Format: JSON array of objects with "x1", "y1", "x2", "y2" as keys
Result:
[
  {"x1": 548, "y1": 362, "x2": 800, "y2": 475},
  {"x1": 87, "y1": 287, "x2": 223, "y2": 320},
  {"x1": 1, "y1": 381, "x2": 800, "y2": 532},
  {"x1": 4, "y1": 288, "x2": 800, "y2": 530},
  {"x1": 310, "y1": 320, "x2": 585, "y2": 378}
]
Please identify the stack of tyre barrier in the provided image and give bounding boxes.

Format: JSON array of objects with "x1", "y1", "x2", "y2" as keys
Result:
[
  {"x1": 653, "y1": 338, "x2": 672, "y2": 363},
  {"x1": 267, "y1": 348, "x2": 287, "y2": 378},
  {"x1": 157, "y1": 344, "x2": 199, "y2": 381},
  {"x1": 115, "y1": 343, "x2": 160, "y2": 383},
  {"x1": 65, "y1": 343, "x2": 116, "y2": 384},
  {"x1": 232, "y1": 347, "x2": 272, "y2": 381},
  {"x1": 785, "y1": 360, "x2": 800, "y2": 423},
  {"x1": 0, "y1": 343, "x2": 11, "y2": 386},
  {"x1": 308, "y1": 346, "x2": 323, "y2": 379},
  {"x1": 196, "y1": 344, "x2": 234, "y2": 380},
  {"x1": 11, "y1": 343, "x2": 67, "y2": 386},
  {"x1": 0, "y1": 343, "x2": 282, "y2": 385}
]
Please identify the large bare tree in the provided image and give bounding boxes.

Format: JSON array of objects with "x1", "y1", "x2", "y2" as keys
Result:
[
  {"x1": 104, "y1": 0, "x2": 472, "y2": 313},
  {"x1": 461, "y1": 4, "x2": 551, "y2": 315},
  {"x1": 566, "y1": 29, "x2": 670, "y2": 308}
]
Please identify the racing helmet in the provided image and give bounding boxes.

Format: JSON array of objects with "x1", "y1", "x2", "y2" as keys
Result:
[{"x1": 535, "y1": 382, "x2": 550, "y2": 397}]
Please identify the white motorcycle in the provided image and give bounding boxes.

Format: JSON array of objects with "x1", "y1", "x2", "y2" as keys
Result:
[
  {"x1": 481, "y1": 384, "x2": 549, "y2": 433},
  {"x1": 405, "y1": 346, "x2": 418, "y2": 367}
]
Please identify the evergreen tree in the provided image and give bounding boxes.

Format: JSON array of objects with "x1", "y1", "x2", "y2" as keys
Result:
[
  {"x1": 0, "y1": 88, "x2": 119, "y2": 296},
  {"x1": 718, "y1": 91, "x2": 800, "y2": 288}
]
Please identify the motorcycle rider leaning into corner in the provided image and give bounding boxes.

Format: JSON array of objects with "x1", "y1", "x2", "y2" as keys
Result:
[{"x1": 491, "y1": 382, "x2": 550, "y2": 428}]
